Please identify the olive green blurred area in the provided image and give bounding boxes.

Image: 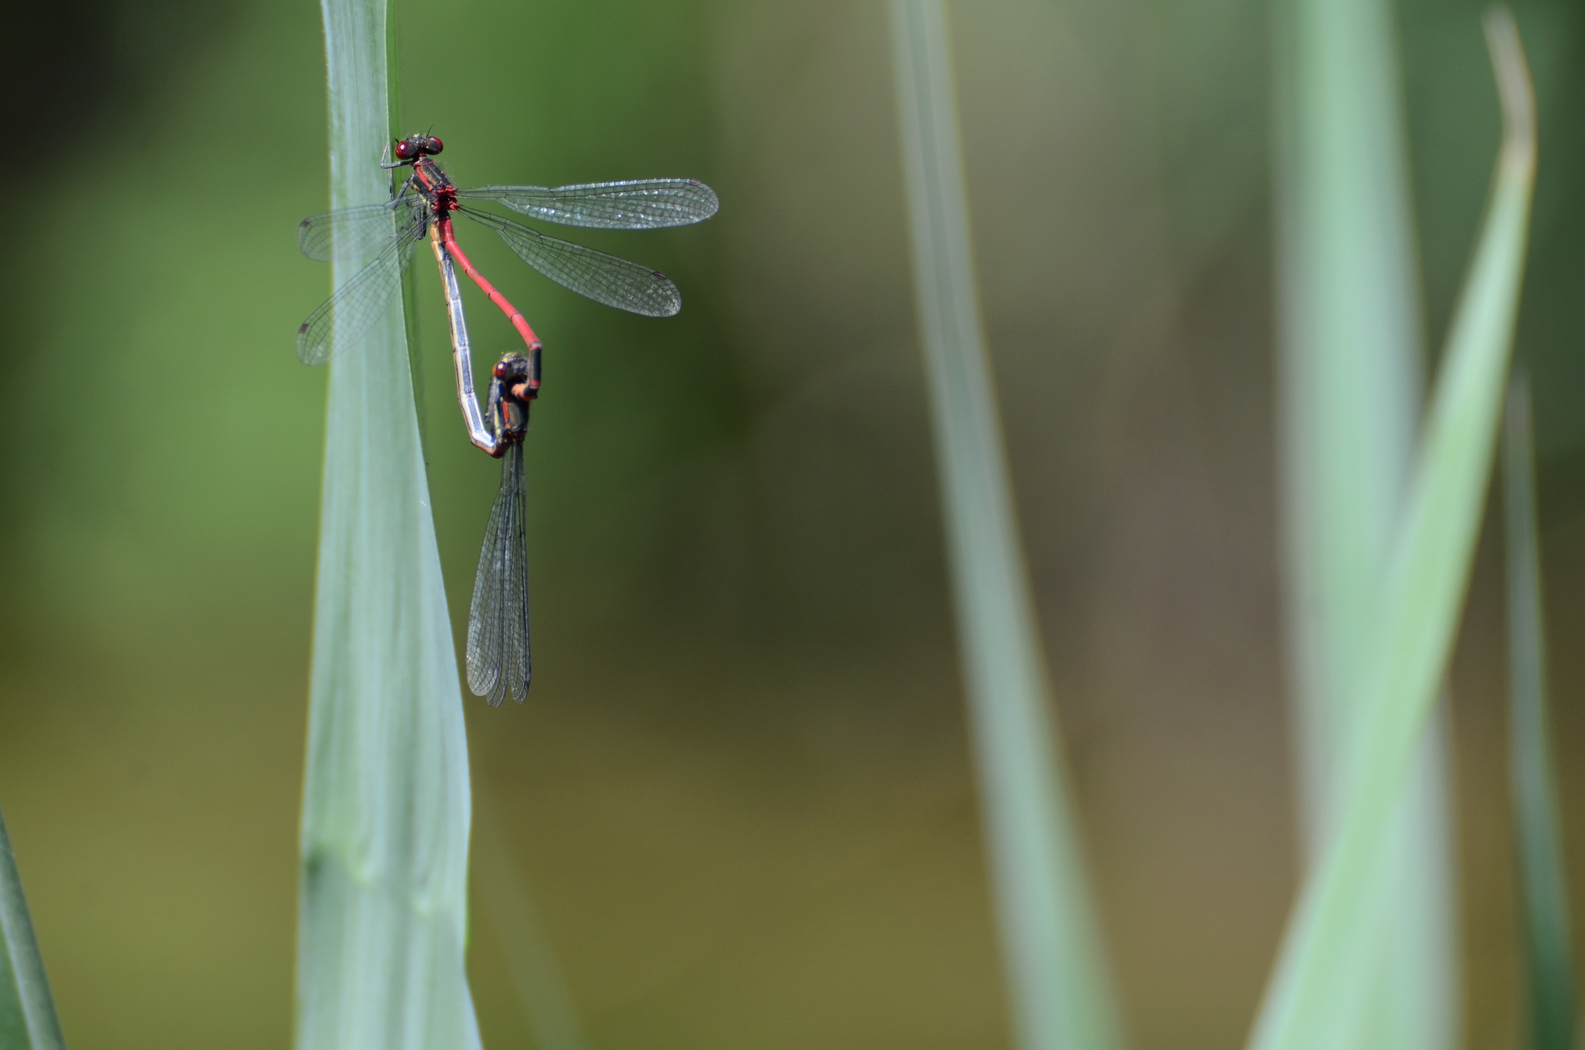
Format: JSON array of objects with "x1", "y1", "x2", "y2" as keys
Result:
[{"x1": 3, "y1": 1, "x2": 1585, "y2": 1048}]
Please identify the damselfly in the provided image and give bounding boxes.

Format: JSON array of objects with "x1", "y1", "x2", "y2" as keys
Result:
[{"x1": 295, "y1": 133, "x2": 719, "y2": 385}]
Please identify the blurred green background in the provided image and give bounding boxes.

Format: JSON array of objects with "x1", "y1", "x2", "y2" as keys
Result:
[{"x1": 1, "y1": 1, "x2": 1584, "y2": 1048}]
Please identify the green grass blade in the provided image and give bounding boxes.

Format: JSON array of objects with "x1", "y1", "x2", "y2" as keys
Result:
[
  {"x1": 1502, "y1": 372, "x2": 1576, "y2": 1050},
  {"x1": 1248, "y1": 12, "x2": 1536, "y2": 1050},
  {"x1": 473, "y1": 791, "x2": 589, "y2": 1050},
  {"x1": 1272, "y1": 0, "x2": 1457, "y2": 1041},
  {"x1": 887, "y1": 4, "x2": 1123, "y2": 1049},
  {"x1": 0, "y1": 806, "x2": 65, "y2": 1050},
  {"x1": 386, "y1": 12, "x2": 427, "y2": 457},
  {"x1": 294, "y1": 0, "x2": 482, "y2": 1048}
]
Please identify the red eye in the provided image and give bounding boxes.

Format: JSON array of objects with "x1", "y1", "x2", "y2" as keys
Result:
[
  {"x1": 425, "y1": 136, "x2": 443, "y2": 155},
  {"x1": 394, "y1": 140, "x2": 414, "y2": 159},
  {"x1": 492, "y1": 360, "x2": 508, "y2": 378}
]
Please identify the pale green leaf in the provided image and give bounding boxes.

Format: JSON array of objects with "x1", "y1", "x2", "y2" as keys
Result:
[
  {"x1": 1502, "y1": 373, "x2": 1576, "y2": 1050},
  {"x1": 1272, "y1": 0, "x2": 1457, "y2": 1041},
  {"x1": 1248, "y1": 12, "x2": 1536, "y2": 1050},
  {"x1": 294, "y1": 0, "x2": 482, "y2": 1047},
  {"x1": 0, "y1": 806, "x2": 65, "y2": 1050},
  {"x1": 888, "y1": 3, "x2": 1123, "y2": 1049}
]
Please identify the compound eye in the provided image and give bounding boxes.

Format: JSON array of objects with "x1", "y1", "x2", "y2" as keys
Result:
[
  {"x1": 425, "y1": 136, "x2": 443, "y2": 155},
  {"x1": 492, "y1": 360, "x2": 509, "y2": 378},
  {"x1": 393, "y1": 140, "x2": 414, "y2": 160}
]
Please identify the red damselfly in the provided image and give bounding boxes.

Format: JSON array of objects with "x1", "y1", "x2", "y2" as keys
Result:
[{"x1": 295, "y1": 133, "x2": 719, "y2": 395}]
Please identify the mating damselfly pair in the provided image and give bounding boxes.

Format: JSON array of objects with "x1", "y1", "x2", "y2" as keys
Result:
[{"x1": 297, "y1": 132, "x2": 719, "y2": 704}]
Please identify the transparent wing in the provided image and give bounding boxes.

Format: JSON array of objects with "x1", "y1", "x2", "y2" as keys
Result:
[
  {"x1": 294, "y1": 228, "x2": 421, "y2": 365},
  {"x1": 467, "y1": 443, "x2": 532, "y2": 705},
  {"x1": 297, "y1": 199, "x2": 421, "y2": 261},
  {"x1": 455, "y1": 178, "x2": 719, "y2": 229},
  {"x1": 458, "y1": 207, "x2": 682, "y2": 317}
]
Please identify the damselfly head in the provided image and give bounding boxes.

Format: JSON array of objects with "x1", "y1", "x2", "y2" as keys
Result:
[
  {"x1": 492, "y1": 351, "x2": 537, "y2": 403},
  {"x1": 491, "y1": 352, "x2": 535, "y2": 443},
  {"x1": 391, "y1": 133, "x2": 444, "y2": 163},
  {"x1": 493, "y1": 352, "x2": 530, "y2": 384}
]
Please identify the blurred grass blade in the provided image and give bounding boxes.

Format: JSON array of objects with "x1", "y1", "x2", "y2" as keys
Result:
[
  {"x1": 474, "y1": 791, "x2": 589, "y2": 1050},
  {"x1": 0, "y1": 806, "x2": 64, "y2": 1050},
  {"x1": 294, "y1": 0, "x2": 482, "y2": 1048},
  {"x1": 1272, "y1": 0, "x2": 1457, "y2": 1040},
  {"x1": 887, "y1": 4, "x2": 1123, "y2": 1049},
  {"x1": 1502, "y1": 372, "x2": 1576, "y2": 1050},
  {"x1": 1248, "y1": 12, "x2": 1535, "y2": 1050},
  {"x1": 387, "y1": 7, "x2": 428, "y2": 456}
]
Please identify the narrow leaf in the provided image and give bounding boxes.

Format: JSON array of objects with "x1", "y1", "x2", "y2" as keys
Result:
[
  {"x1": 1272, "y1": 0, "x2": 1457, "y2": 1039},
  {"x1": 1248, "y1": 12, "x2": 1536, "y2": 1050},
  {"x1": 294, "y1": 0, "x2": 482, "y2": 1047},
  {"x1": 473, "y1": 791, "x2": 589, "y2": 1050},
  {"x1": 1502, "y1": 372, "x2": 1576, "y2": 1050},
  {"x1": 0, "y1": 805, "x2": 65, "y2": 1050},
  {"x1": 887, "y1": 4, "x2": 1123, "y2": 1049}
]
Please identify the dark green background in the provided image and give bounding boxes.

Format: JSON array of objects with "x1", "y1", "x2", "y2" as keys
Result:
[{"x1": 0, "y1": 1, "x2": 1582, "y2": 1048}]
